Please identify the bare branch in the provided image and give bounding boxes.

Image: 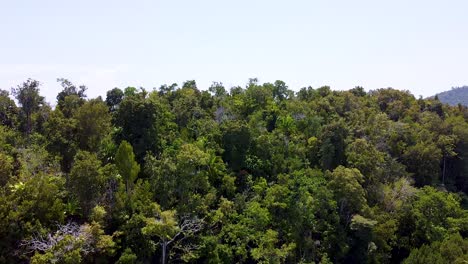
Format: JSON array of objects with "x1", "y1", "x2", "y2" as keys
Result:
[
  {"x1": 167, "y1": 216, "x2": 203, "y2": 246},
  {"x1": 20, "y1": 221, "x2": 95, "y2": 258}
]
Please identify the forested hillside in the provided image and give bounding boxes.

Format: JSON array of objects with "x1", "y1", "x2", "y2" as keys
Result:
[
  {"x1": 434, "y1": 86, "x2": 468, "y2": 106},
  {"x1": 1, "y1": 78, "x2": 468, "y2": 263}
]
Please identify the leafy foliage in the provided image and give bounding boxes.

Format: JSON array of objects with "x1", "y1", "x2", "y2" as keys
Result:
[{"x1": 0, "y1": 78, "x2": 468, "y2": 263}]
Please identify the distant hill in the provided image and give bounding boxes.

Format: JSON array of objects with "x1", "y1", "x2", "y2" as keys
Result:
[{"x1": 434, "y1": 86, "x2": 468, "y2": 106}]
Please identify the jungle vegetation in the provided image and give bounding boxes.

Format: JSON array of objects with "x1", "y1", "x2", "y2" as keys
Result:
[{"x1": 1, "y1": 78, "x2": 468, "y2": 263}]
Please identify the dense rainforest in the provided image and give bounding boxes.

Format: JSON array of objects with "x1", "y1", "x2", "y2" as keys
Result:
[{"x1": 1, "y1": 78, "x2": 468, "y2": 264}]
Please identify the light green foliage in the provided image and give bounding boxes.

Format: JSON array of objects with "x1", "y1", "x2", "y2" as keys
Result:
[
  {"x1": 114, "y1": 181, "x2": 159, "y2": 260},
  {"x1": 0, "y1": 171, "x2": 66, "y2": 261},
  {"x1": 29, "y1": 221, "x2": 117, "y2": 263},
  {"x1": 346, "y1": 138, "x2": 385, "y2": 182},
  {"x1": 30, "y1": 234, "x2": 83, "y2": 264},
  {"x1": 116, "y1": 248, "x2": 138, "y2": 264},
  {"x1": 327, "y1": 166, "x2": 367, "y2": 222},
  {"x1": 351, "y1": 214, "x2": 377, "y2": 231},
  {"x1": 410, "y1": 187, "x2": 468, "y2": 245},
  {"x1": 404, "y1": 233, "x2": 468, "y2": 264},
  {"x1": 251, "y1": 229, "x2": 296, "y2": 264},
  {"x1": 381, "y1": 177, "x2": 417, "y2": 213},
  {"x1": 276, "y1": 114, "x2": 296, "y2": 135},
  {"x1": 140, "y1": 204, "x2": 203, "y2": 264},
  {"x1": 141, "y1": 209, "x2": 179, "y2": 241},
  {"x1": 115, "y1": 141, "x2": 140, "y2": 194},
  {"x1": 145, "y1": 143, "x2": 217, "y2": 214},
  {"x1": 90, "y1": 205, "x2": 107, "y2": 224}
]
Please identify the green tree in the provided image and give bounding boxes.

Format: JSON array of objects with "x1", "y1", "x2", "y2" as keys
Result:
[
  {"x1": 327, "y1": 166, "x2": 367, "y2": 224},
  {"x1": 403, "y1": 142, "x2": 442, "y2": 187},
  {"x1": 106, "y1": 87, "x2": 124, "y2": 112},
  {"x1": 0, "y1": 172, "x2": 66, "y2": 261},
  {"x1": 116, "y1": 248, "x2": 138, "y2": 264},
  {"x1": 437, "y1": 135, "x2": 457, "y2": 185},
  {"x1": 404, "y1": 233, "x2": 468, "y2": 264},
  {"x1": 56, "y1": 78, "x2": 87, "y2": 106},
  {"x1": 114, "y1": 91, "x2": 174, "y2": 161},
  {"x1": 142, "y1": 208, "x2": 203, "y2": 264},
  {"x1": 220, "y1": 120, "x2": 252, "y2": 171},
  {"x1": 319, "y1": 121, "x2": 347, "y2": 170},
  {"x1": 0, "y1": 89, "x2": 18, "y2": 128},
  {"x1": 208, "y1": 82, "x2": 227, "y2": 98},
  {"x1": 69, "y1": 151, "x2": 107, "y2": 217},
  {"x1": 44, "y1": 109, "x2": 78, "y2": 173},
  {"x1": 410, "y1": 187, "x2": 468, "y2": 246},
  {"x1": 74, "y1": 98, "x2": 111, "y2": 152},
  {"x1": 145, "y1": 143, "x2": 215, "y2": 214},
  {"x1": 271, "y1": 80, "x2": 292, "y2": 102},
  {"x1": 115, "y1": 141, "x2": 140, "y2": 195},
  {"x1": 11, "y1": 79, "x2": 45, "y2": 135}
]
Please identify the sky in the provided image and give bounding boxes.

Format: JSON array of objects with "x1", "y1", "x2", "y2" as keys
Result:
[{"x1": 1, "y1": 0, "x2": 468, "y2": 103}]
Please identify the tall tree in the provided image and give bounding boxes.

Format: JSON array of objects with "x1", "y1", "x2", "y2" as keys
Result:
[
  {"x1": 327, "y1": 166, "x2": 367, "y2": 224},
  {"x1": 69, "y1": 151, "x2": 106, "y2": 217},
  {"x1": 114, "y1": 91, "x2": 174, "y2": 161},
  {"x1": 44, "y1": 108, "x2": 78, "y2": 173},
  {"x1": 105, "y1": 88, "x2": 124, "y2": 112},
  {"x1": 56, "y1": 78, "x2": 87, "y2": 105},
  {"x1": 142, "y1": 209, "x2": 203, "y2": 264},
  {"x1": 11, "y1": 79, "x2": 44, "y2": 135},
  {"x1": 74, "y1": 98, "x2": 111, "y2": 152},
  {"x1": 115, "y1": 141, "x2": 140, "y2": 195},
  {"x1": 319, "y1": 121, "x2": 348, "y2": 170}
]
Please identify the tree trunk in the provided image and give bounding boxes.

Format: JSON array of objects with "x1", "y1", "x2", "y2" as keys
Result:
[
  {"x1": 442, "y1": 156, "x2": 446, "y2": 185},
  {"x1": 26, "y1": 112, "x2": 31, "y2": 141},
  {"x1": 161, "y1": 242, "x2": 167, "y2": 264}
]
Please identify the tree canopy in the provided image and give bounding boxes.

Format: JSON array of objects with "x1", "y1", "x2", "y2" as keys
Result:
[{"x1": 0, "y1": 79, "x2": 468, "y2": 263}]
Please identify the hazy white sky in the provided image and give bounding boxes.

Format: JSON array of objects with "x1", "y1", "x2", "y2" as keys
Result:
[{"x1": 1, "y1": 0, "x2": 467, "y2": 102}]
